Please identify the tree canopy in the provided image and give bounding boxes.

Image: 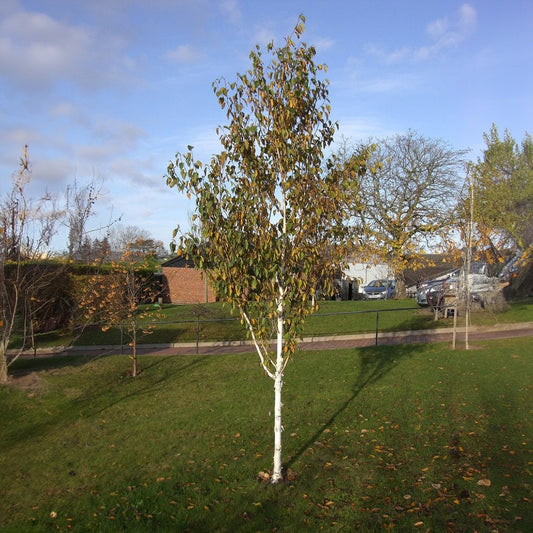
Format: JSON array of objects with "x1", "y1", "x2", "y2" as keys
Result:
[
  {"x1": 166, "y1": 16, "x2": 367, "y2": 482},
  {"x1": 466, "y1": 124, "x2": 533, "y2": 262}
]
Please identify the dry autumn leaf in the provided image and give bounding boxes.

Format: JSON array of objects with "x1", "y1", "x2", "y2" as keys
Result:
[{"x1": 257, "y1": 471, "x2": 270, "y2": 482}]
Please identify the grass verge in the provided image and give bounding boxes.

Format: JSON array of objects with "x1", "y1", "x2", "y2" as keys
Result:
[
  {"x1": 28, "y1": 297, "x2": 533, "y2": 348},
  {"x1": 1, "y1": 338, "x2": 531, "y2": 531}
]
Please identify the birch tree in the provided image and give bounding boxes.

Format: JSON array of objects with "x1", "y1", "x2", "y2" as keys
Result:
[
  {"x1": 166, "y1": 16, "x2": 365, "y2": 483},
  {"x1": 65, "y1": 178, "x2": 102, "y2": 261}
]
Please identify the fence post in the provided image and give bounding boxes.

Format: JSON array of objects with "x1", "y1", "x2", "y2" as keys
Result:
[
  {"x1": 375, "y1": 312, "x2": 379, "y2": 346},
  {"x1": 196, "y1": 317, "x2": 200, "y2": 355}
]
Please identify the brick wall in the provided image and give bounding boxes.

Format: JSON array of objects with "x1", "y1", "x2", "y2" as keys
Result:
[{"x1": 162, "y1": 266, "x2": 216, "y2": 304}]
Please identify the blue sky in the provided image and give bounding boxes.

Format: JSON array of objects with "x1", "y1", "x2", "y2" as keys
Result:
[{"x1": 1, "y1": 0, "x2": 531, "y2": 252}]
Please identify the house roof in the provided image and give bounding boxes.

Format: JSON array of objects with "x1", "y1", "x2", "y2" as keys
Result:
[
  {"x1": 161, "y1": 256, "x2": 195, "y2": 268},
  {"x1": 404, "y1": 254, "x2": 460, "y2": 286}
]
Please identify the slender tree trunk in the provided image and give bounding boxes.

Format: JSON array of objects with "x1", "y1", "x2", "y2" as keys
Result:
[
  {"x1": 0, "y1": 348, "x2": 7, "y2": 384},
  {"x1": 132, "y1": 322, "x2": 137, "y2": 377},
  {"x1": 271, "y1": 296, "x2": 284, "y2": 484}
]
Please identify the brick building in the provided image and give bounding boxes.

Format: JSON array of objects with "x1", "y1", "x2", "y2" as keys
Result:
[{"x1": 161, "y1": 256, "x2": 216, "y2": 304}]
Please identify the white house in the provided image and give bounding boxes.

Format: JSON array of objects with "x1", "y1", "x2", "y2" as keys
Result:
[{"x1": 340, "y1": 260, "x2": 393, "y2": 296}]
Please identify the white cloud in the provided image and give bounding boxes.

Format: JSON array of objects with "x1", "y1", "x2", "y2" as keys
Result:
[
  {"x1": 313, "y1": 37, "x2": 335, "y2": 53},
  {"x1": 366, "y1": 3, "x2": 477, "y2": 64},
  {"x1": 49, "y1": 101, "x2": 91, "y2": 129},
  {"x1": 334, "y1": 117, "x2": 392, "y2": 145},
  {"x1": 423, "y1": 3, "x2": 476, "y2": 53},
  {"x1": 253, "y1": 26, "x2": 277, "y2": 48},
  {"x1": 219, "y1": 0, "x2": 241, "y2": 25},
  {"x1": 458, "y1": 3, "x2": 477, "y2": 33},
  {"x1": 0, "y1": 6, "x2": 135, "y2": 91},
  {"x1": 1, "y1": 126, "x2": 43, "y2": 148},
  {"x1": 357, "y1": 75, "x2": 419, "y2": 94},
  {"x1": 364, "y1": 44, "x2": 411, "y2": 65},
  {"x1": 0, "y1": 11, "x2": 90, "y2": 83},
  {"x1": 165, "y1": 44, "x2": 204, "y2": 63},
  {"x1": 30, "y1": 157, "x2": 78, "y2": 189}
]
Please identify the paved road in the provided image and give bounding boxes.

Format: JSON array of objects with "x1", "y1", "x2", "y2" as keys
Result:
[{"x1": 21, "y1": 321, "x2": 533, "y2": 358}]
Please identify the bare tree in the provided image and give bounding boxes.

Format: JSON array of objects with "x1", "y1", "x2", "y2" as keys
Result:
[
  {"x1": 347, "y1": 131, "x2": 467, "y2": 298},
  {"x1": 65, "y1": 178, "x2": 102, "y2": 261},
  {"x1": 0, "y1": 147, "x2": 63, "y2": 383}
]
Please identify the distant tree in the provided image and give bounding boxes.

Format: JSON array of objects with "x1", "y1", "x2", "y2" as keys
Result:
[
  {"x1": 65, "y1": 178, "x2": 102, "y2": 261},
  {"x1": 126, "y1": 237, "x2": 166, "y2": 264},
  {"x1": 465, "y1": 125, "x2": 533, "y2": 262},
  {"x1": 108, "y1": 224, "x2": 166, "y2": 261},
  {"x1": 79, "y1": 235, "x2": 93, "y2": 263},
  {"x1": 92, "y1": 237, "x2": 111, "y2": 262},
  {"x1": 166, "y1": 16, "x2": 367, "y2": 483},
  {"x1": 0, "y1": 147, "x2": 63, "y2": 383},
  {"x1": 346, "y1": 131, "x2": 467, "y2": 298}
]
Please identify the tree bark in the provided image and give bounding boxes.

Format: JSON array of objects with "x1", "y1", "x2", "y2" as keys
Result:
[
  {"x1": 271, "y1": 297, "x2": 284, "y2": 483},
  {"x1": 395, "y1": 275, "x2": 406, "y2": 299},
  {"x1": 131, "y1": 321, "x2": 138, "y2": 377},
  {"x1": 0, "y1": 348, "x2": 7, "y2": 384}
]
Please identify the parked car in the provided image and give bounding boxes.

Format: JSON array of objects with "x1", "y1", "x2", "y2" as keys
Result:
[
  {"x1": 363, "y1": 279, "x2": 395, "y2": 300},
  {"x1": 416, "y1": 272, "x2": 459, "y2": 307}
]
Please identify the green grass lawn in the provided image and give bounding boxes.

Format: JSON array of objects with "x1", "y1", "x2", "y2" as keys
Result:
[
  {"x1": 39, "y1": 297, "x2": 532, "y2": 348},
  {"x1": 1, "y1": 338, "x2": 531, "y2": 531}
]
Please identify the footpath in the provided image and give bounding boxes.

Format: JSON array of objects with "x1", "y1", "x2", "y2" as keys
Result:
[{"x1": 18, "y1": 321, "x2": 533, "y2": 358}]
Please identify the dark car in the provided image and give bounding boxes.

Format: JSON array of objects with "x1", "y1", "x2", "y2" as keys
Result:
[{"x1": 363, "y1": 279, "x2": 395, "y2": 300}]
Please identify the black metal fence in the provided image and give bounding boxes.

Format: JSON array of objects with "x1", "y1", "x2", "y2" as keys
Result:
[{"x1": 110, "y1": 305, "x2": 425, "y2": 354}]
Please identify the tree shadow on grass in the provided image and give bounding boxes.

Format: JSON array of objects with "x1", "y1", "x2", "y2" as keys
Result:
[
  {"x1": 8, "y1": 353, "x2": 101, "y2": 376},
  {"x1": 285, "y1": 342, "x2": 423, "y2": 471},
  {"x1": 2, "y1": 354, "x2": 212, "y2": 450},
  {"x1": 85, "y1": 355, "x2": 211, "y2": 417}
]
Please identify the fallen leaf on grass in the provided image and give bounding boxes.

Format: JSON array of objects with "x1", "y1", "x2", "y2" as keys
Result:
[
  {"x1": 477, "y1": 478, "x2": 491, "y2": 486},
  {"x1": 257, "y1": 471, "x2": 270, "y2": 483},
  {"x1": 499, "y1": 486, "x2": 509, "y2": 497}
]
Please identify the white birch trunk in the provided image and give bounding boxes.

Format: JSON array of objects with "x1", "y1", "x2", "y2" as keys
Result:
[{"x1": 271, "y1": 295, "x2": 284, "y2": 483}]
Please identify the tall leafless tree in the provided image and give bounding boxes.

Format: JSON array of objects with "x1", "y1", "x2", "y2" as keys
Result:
[
  {"x1": 0, "y1": 147, "x2": 63, "y2": 383},
  {"x1": 347, "y1": 131, "x2": 467, "y2": 298}
]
